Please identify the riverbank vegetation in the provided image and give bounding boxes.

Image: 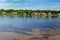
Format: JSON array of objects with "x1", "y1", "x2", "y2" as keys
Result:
[{"x1": 0, "y1": 9, "x2": 60, "y2": 16}]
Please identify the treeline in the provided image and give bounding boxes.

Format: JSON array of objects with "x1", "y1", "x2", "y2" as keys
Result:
[{"x1": 0, "y1": 9, "x2": 60, "y2": 14}]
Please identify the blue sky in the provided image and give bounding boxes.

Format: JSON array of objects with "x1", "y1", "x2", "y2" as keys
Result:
[{"x1": 0, "y1": 0, "x2": 60, "y2": 10}]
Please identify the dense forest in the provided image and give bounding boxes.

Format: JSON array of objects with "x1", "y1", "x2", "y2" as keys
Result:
[
  {"x1": 0, "y1": 9, "x2": 60, "y2": 16},
  {"x1": 0, "y1": 9, "x2": 60, "y2": 13}
]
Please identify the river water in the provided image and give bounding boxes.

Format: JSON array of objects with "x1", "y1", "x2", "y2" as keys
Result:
[{"x1": 0, "y1": 15, "x2": 60, "y2": 40}]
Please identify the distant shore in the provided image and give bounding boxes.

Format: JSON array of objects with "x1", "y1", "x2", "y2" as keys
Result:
[{"x1": 0, "y1": 9, "x2": 60, "y2": 15}]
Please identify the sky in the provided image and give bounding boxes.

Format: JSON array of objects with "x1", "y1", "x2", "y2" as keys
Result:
[{"x1": 0, "y1": 0, "x2": 60, "y2": 10}]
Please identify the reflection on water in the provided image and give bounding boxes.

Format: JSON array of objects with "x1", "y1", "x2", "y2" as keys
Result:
[
  {"x1": 0, "y1": 14, "x2": 60, "y2": 40},
  {"x1": 0, "y1": 14, "x2": 60, "y2": 32}
]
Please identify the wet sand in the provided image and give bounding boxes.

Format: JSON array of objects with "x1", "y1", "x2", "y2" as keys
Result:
[{"x1": 0, "y1": 28, "x2": 60, "y2": 40}]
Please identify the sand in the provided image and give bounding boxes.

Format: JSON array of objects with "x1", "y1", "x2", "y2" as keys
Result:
[{"x1": 0, "y1": 28, "x2": 60, "y2": 40}]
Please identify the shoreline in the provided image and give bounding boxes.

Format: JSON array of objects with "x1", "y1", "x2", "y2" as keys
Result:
[{"x1": 0, "y1": 28, "x2": 60, "y2": 40}]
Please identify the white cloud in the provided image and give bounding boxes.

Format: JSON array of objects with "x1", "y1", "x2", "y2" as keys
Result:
[
  {"x1": 34, "y1": 5, "x2": 60, "y2": 10},
  {"x1": 52, "y1": 3, "x2": 60, "y2": 4},
  {"x1": 45, "y1": 6, "x2": 60, "y2": 10},
  {"x1": 50, "y1": 6, "x2": 60, "y2": 8},
  {"x1": 25, "y1": 3, "x2": 29, "y2": 5},
  {"x1": 12, "y1": 0, "x2": 19, "y2": 1},
  {"x1": 0, "y1": 0, "x2": 5, "y2": 1},
  {"x1": 52, "y1": 3, "x2": 60, "y2": 6},
  {"x1": 25, "y1": 0, "x2": 41, "y2": 2},
  {"x1": 0, "y1": 4, "x2": 4, "y2": 6}
]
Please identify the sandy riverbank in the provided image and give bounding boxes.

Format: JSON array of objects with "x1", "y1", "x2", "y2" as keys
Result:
[{"x1": 0, "y1": 28, "x2": 60, "y2": 40}]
